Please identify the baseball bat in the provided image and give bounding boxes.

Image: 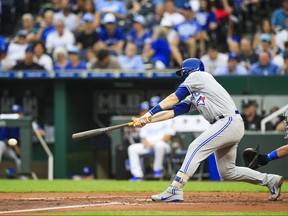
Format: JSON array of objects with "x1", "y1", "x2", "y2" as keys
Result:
[{"x1": 72, "y1": 122, "x2": 134, "y2": 141}]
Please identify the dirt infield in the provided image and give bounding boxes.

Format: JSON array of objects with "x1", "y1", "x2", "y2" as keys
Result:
[{"x1": 0, "y1": 192, "x2": 287, "y2": 215}]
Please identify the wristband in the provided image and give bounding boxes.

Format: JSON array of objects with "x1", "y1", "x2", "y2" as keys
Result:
[{"x1": 149, "y1": 104, "x2": 163, "y2": 115}]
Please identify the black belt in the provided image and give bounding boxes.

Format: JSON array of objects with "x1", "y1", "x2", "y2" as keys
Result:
[{"x1": 211, "y1": 110, "x2": 240, "y2": 124}]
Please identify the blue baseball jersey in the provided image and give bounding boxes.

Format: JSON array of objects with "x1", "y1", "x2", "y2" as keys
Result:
[
  {"x1": 174, "y1": 20, "x2": 202, "y2": 42},
  {"x1": 53, "y1": 61, "x2": 71, "y2": 71},
  {"x1": 95, "y1": 0, "x2": 127, "y2": 16},
  {"x1": 151, "y1": 39, "x2": 171, "y2": 67},
  {"x1": 250, "y1": 62, "x2": 281, "y2": 76},
  {"x1": 99, "y1": 26, "x2": 125, "y2": 47},
  {"x1": 41, "y1": 26, "x2": 56, "y2": 42},
  {"x1": 271, "y1": 8, "x2": 287, "y2": 31},
  {"x1": 195, "y1": 10, "x2": 217, "y2": 31},
  {"x1": 127, "y1": 29, "x2": 152, "y2": 54},
  {"x1": 65, "y1": 61, "x2": 87, "y2": 70}
]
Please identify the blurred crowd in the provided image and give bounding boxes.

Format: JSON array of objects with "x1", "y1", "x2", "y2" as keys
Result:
[{"x1": 0, "y1": 0, "x2": 288, "y2": 75}]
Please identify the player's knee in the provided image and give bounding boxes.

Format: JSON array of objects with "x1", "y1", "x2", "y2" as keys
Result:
[
  {"x1": 154, "y1": 142, "x2": 166, "y2": 150},
  {"x1": 218, "y1": 168, "x2": 236, "y2": 181},
  {"x1": 128, "y1": 145, "x2": 135, "y2": 154},
  {"x1": 187, "y1": 143, "x2": 199, "y2": 153},
  {"x1": 128, "y1": 144, "x2": 143, "y2": 155}
]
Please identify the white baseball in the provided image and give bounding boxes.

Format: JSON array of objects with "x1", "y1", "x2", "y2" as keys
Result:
[{"x1": 8, "y1": 138, "x2": 18, "y2": 146}]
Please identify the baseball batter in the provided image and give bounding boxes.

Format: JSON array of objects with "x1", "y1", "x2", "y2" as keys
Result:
[
  {"x1": 132, "y1": 58, "x2": 283, "y2": 202},
  {"x1": 128, "y1": 96, "x2": 175, "y2": 181}
]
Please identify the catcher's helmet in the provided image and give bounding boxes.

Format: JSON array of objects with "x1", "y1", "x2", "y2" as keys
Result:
[{"x1": 175, "y1": 58, "x2": 205, "y2": 81}]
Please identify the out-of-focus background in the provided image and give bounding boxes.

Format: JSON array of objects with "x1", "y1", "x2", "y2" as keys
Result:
[{"x1": 0, "y1": 0, "x2": 287, "y2": 181}]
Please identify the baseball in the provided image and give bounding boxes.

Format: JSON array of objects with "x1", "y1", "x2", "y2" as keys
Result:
[{"x1": 8, "y1": 138, "x2": 18, "y2": 146}]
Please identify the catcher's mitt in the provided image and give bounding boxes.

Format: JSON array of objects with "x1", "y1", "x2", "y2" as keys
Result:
[
  {"x1": 243, "y1": 145, "x2": 260, "y2": 170},
  {"x1": 243, "y1": 145, "x2": 269, "y2": 170}
]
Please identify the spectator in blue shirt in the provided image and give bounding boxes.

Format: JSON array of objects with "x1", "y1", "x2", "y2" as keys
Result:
[
  {"x1": 37, "y1": 10, "x2": 55, "y2": 43},
  {"x1": 143, "y1": 26, "x2": 171, "y2": 69},
  {"x1": 271, "y1": 0, "x2": 288, "y2": 31},
  {"x1": 174, "y1": 3, "x2": 206, "y2": 58},
  {"x1": 53, "y1": 47, "x2": 70, "y2": 71},
  {"x1": 214, "y1": 53, "x2": 248, "y2": 76},
  {"x1": 195, "y1": 0, "x2": 217, "y2": 41},
  {"x1": 174, "y1": 0, "x2": 189, "y2": 9},
  {"x1": 95, "y1": 0, "x2": 127, "y2": 21},
  {"x1": 98, "y1": 13, "x2": 125, "y2": 55},
  {"x1": 65, "y1": 46, "x2": 87, "y2": 70},
  {"x1": 127, "y1": 15, "x2": 152, "y2": 55},
  {"x1": 118, "y1": 43, "x2": 144, "y2": 70},
  {"x1": 250, "y1": 51, "x2": 281, "y2": 76}
]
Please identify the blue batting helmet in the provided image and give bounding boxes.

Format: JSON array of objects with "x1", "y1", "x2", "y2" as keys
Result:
[
  {"x1": 175, "y1": 58, "x2": 205, "y2": 81},
  {"x1": 149, "y1": 96, "x2": 161, "y2": 108}
]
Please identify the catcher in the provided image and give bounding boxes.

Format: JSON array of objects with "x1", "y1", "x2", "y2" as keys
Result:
[{"x1": 243, "y1": 108, "x2": 288, "y2": 170}]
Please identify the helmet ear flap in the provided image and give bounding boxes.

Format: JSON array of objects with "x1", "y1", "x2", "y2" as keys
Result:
[
  {"x1": 180, "y1": 70, "x2": 189, "y2": 82},
  {"x1": 199, "y1": 61, "x2": 205, "y2": 72},
  {"x1": 176, "y1": 58, "x2": 205, "y2": 82}
]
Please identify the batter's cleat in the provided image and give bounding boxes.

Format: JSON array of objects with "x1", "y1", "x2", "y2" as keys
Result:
[
  {"x1": 151, "y1": 186, "x2": 184, "y2": 202},
  {"x1": 267, "y1": 175, "x2": 284, "y2": 201},
  {"x1": 129, "y1": 176, "x2": 143, "y2": 182}
]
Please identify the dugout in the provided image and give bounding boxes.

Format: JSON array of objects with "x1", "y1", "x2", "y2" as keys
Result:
[
  {"x1": 0, "y1": 117, "x2": 32, "y2": 175},
  {"x1": 0, "y1": 71, "x2": 287, "y2": 179},
  {"x1": 110, "y1": 116, "x2": 288, "y2": 180}
]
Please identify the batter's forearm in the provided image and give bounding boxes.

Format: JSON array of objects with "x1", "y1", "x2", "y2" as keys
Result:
[
  {"x1": 151, "y1": 110, "x2": 175, "y2": 123},
  {"x1": 159, "y1": 93, "x2": 179, "y2": 110}
]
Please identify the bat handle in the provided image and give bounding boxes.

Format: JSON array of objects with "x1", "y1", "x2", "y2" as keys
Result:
[{"x1": 128, "y1": 122, "x2": 134, "y2": 126}]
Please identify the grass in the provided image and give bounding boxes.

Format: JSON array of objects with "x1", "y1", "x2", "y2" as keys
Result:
[
  {"x1": 1, "y1": 180, "x2": 287, "y2": 216},
  {"x1": 0, "y1": 179, "x2": 287, "y2": 193}
]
